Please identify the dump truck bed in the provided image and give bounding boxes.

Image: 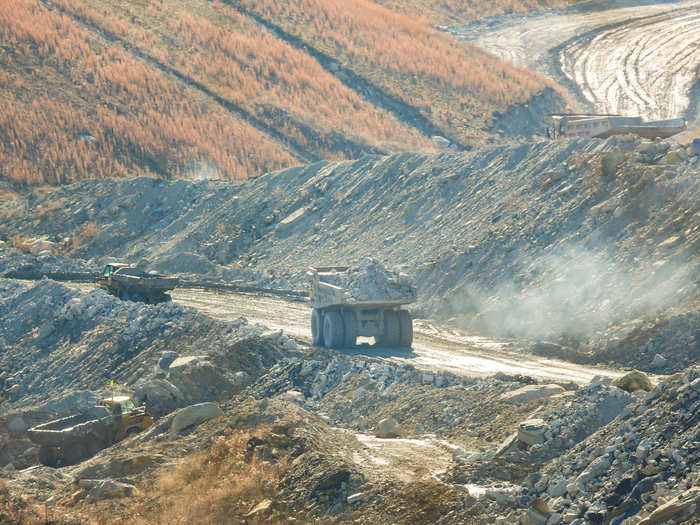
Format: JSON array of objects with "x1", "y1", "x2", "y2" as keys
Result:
[
  {"x1": 112, "y1": 273, "x2": 178, "y2": 292},
  {"x1": 311, "y1": 279, "x2": 415, "y2": 309},
  {"x1": 308, "y1": 266, "x2": 416, "y2": 310},
  {"x1": 27, "y1": 408, "x2": 111, "y2": 447}
]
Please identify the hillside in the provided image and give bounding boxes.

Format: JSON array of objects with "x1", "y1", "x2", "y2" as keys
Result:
[
  {"x1": 2, "y1": 135, "x2": 698, "y2": 372},
  {"x1": 374, "y1": 0, "x2": 569, "y2": 24},
  {"x1": 0, "y1": 0, "x2": 563, "y2": 187}
]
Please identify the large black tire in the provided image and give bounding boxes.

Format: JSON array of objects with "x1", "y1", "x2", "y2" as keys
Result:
[
  {"x1": 323, "y1": 311, "x2": 344, "y2": 349},
  {"x1": 311, "y1": 308, "x2": 324, "y2": 346},
  {"x1": 63, "y1": 441, "x2": 87, "y2": 465},
  {"x1": 39, "y1": 446, "x2": 58, "y2": 467},
  {"x1": 398, "y1": 310, "x2": 413, "y2": 347},
  {"x1": 86, "y1": 439, "x2": 105, "y2": 457},
  {"x1": 343, "y1": 310, "x2": 358, "y2": 348},
  {"x1": 381, "y1": 310, "x2": 401, "y2": 347}
]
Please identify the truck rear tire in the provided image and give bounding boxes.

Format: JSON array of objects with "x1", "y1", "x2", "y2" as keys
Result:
[
  {"x1": 63, "y1": 441, "x2": 87, "y2": 465},
  {"x1": 379, "y1": 310, "x2": 401, "y2": 347},
  {"x1": 39, "y1": 446, "x2": 58, "y2": 467},
  {"x1": 323, "y1": 311, "x2": 344, "y2": 349},
  {"x1": 86, "y1": 439, "x2": 105, "y2": 457},
  {"x1": 399, "y1": 310, "x2": 413, "y2": 347},
  {"x1": 343, "y1": 310, "x2": 358, "y2": 348},
  {"x1": 311, "y1": 309, "x2": 324, "y2": 346}
]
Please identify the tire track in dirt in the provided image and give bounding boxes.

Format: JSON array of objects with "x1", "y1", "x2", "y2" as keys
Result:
[
  {"x1": 559, "y1": 6, "x2": 700, "y2": 119},
  {"x1": 450, "y1": 1, "x2": 700, "y2": 121}
]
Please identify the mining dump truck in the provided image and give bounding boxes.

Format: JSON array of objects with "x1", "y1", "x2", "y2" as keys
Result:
[
  {"x1": 97, "y1": 263, "x2": 177, "y2": 303},
  {"x1": 546, "y1": 113, "x2": 687, "y2": 140},
  {"x1": 27, "y1": 396, "x2": 153, "y2": 467},
  {"x1": 308, "y1": 261, "x2": 416, "y2": 349}
]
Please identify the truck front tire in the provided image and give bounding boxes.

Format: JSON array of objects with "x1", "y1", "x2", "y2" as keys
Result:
[{"x1": 323, "y1": 311, "x2": 345, "y2": 349}]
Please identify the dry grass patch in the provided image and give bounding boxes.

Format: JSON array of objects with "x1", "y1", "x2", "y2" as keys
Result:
[
  {"x1": 239, "y1": 0, "x2": 558, "y2": 145},
  {"x1": 374, "y1": 0, "x2": 571, "y2": 24},
  {"x1": 75, "y1": 428, "x2": 296, "y2": 525},
  {"x1": 0, "y1": 0, "x2": 297, "y2": 186}
]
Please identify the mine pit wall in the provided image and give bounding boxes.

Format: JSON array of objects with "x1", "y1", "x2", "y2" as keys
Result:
[{"x1": 0, "y1": 136, "x2": 698, "y2": 372}]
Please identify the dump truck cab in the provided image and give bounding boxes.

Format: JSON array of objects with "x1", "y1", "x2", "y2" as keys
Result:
[
  {"x1": 98, "y1": 395, "x2": 153, "y2": 442},
  {"x1": 97, "y1": 262, "x2": 132, "y2": 294}
]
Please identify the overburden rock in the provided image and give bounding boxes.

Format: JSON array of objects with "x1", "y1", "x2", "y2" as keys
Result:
[
  {"x1": 167, "y1": 356, "x2": 235, "y2": 403},
  {"x1": 612, "y1": 370, "x2": 653, "y2": 392},
  {"x1": 170, "y1": 402, "x2": 223, "y2": 434},
  {"x1": 499, "y1": 384, "x2": 565, "y2": 404},
  {"x1": 375, "y1": 416, "x2": 400, "y2": 438},
  {"x1": 132, "y1": 378, "x2": 184, "y2": 419}
]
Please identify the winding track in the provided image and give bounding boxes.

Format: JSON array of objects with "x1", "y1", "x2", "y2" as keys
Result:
[{"x1": 449, "y1": 0, "x2": 700, "y2": 121}]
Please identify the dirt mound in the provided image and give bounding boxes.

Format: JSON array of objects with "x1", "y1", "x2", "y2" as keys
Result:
[{"x1": 0, "y1": 278, "x2": 291, "y2": 421}]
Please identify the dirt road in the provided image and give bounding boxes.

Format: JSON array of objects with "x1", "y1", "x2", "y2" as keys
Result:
[
  {"x1": 449, "y1": 0, "x2": 700, "y2": 121},
  {"x1": 169, "y1": 287, "x2": 619, "y2": 384}
]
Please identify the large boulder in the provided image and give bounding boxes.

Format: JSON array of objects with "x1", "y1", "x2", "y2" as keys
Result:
[
  {"x1": 170, "y1": 402, "x2": 223, "y2": 434},
  {"x1": 80, "y1": 479, "x2": 136, "y2": 502},
  {"x1": 167, "y1": 356, "x2": 235, "y2": 403},
  {"x1": 601, "y1": 149, "x2": 625, "y2": 176},
  {"x1": 375, "y1": 416, "x2": 400, "y2": 438},
  {"x1": 517, "y1": 418, "x2": 548, "y2": 446},
  {"x1": 277, "y1": 207, "x2": 308, "y2": 232},
  {"x1": 612, "y1": 370, "x2": 653, "y2": 392},
  {"x1": 637, "y1": 487, "x2": 700, "y2": 525},
  {"x1": 499, "y1": 384, "x2": 565, "y2": 404},
  {"x1": 132, "y1": 378, "x2": 184, "y2": 418}
]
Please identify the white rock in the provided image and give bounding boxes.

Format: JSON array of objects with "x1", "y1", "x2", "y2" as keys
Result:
[
  {"x1": 347, "y1": 492, "x2": 364, "y2": 504},
  {"x1": 650, "y1": 354, "x2": 668, "y2": 368},
  {"x1": 170, "y1": 402, "x2": 223, "y2": 433},
  {"x1": 283, "y1": 338, "x2": 299, "y2": 351},
  {"x1": 518, "y1": 418, "x2": 549, "y2": 446},
  {"x1": 500, "y1": 384, "x2": 565, "y2": 404},
  {"x1": 375, "y1": 416, "x2": 400, "y2": 438}
]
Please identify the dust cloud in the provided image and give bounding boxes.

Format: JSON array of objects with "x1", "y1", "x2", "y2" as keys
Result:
[{"x1": 448, "y1": 246, "x2": 693, "y2": 340}]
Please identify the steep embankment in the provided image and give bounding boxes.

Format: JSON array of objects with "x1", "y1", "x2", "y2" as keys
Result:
[
  {"x1": 1, "y1": 137, "x2": 698, "y2": 371},
  {"x1": 0, "y1": 0, "x2": 563, "y2": 188}
]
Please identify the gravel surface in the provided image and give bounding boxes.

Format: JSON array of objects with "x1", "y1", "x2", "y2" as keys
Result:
[{"x1": 448, "y1": 0, "x2": 700, "y2": 122}]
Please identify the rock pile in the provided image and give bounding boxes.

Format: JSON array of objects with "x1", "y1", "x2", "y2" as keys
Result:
[
  {"x1": 524, "y1": 367, "x2": 700, "y2": 525},
  {"x1": 0, "y1": 246, "x2": 97, "y2": 280},
  {"x1": 0, "y1": 278, "x2": 286, "y2": 414},
  {"x1": 499, "y1": 379, "x2": 634, "y2": 465},
  {"x1": 317, "y1": 258, "x2": 415, "y2": 302}
]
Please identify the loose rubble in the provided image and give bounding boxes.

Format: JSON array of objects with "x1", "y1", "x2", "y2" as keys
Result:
[
  {"x1": 318, "y1": 258, "x2": 415, "y2": 302},
  {"x1": 1, "y1": 136, "x2": 697, "y2": 373}
]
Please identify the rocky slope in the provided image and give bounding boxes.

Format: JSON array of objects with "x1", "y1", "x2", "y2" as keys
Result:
[
  {"x1": 1, "y1": 304, "x2": 697, "y2": 524},
  {"x1": 0, "y1": 278, "x2": 296, "y2": 471},
  {"x1": 1, "y1": 136, "x2": 698, "y2": 372}
]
